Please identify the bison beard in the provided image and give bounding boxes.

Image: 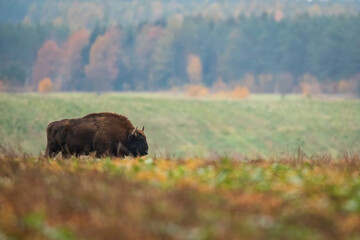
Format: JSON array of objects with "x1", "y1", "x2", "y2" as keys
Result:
[{"x1": 45, "y1": 113, "x2": 148, "y2": 158}]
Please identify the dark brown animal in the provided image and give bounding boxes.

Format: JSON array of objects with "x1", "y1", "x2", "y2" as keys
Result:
[{"x1": 45, "y1": 113, "x2": 148, "y2": 158}]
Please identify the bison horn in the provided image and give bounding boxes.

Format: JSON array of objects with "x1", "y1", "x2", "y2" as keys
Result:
[
  {"x1": 142, "y1": 126, "x2": 144, "y2": 131},
  {"x1": 132, "y1": 128, "x2": 136, "y2": 134}
]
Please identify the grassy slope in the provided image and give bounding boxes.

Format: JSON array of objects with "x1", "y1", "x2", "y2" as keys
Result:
[{"x1": 0, "y1": 93, "x2": 359, "y2": 156}]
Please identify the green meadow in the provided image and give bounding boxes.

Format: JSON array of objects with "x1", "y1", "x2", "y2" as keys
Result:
[{"x1": 0, "y1": 93, "x2": 359, "y2": 156}]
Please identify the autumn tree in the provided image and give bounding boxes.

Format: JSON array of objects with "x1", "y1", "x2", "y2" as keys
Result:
[
  {"x1": 187, "y1": 54, "x2": 202, "y2": 85},
  {"x1": 38, "y1": 77, "x2": 53, "y2": 93},
  {"x1": 299, "y1": 73, "x2": 321, "y2": 97},
  {"x1": 60, "y1": 29, "x2": 90, "y2": 90},
  {"x1": 32, "y1": 40, "x2": 61, "y2": 90},
  {"x1": 133, "y1": 25, "x2": 163, "y2": 90},
  {"x1": 85, "y1": 28, "x2": 121, "y2": 92}
]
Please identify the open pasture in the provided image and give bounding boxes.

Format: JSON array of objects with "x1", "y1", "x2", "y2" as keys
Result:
[{"x1": 0, "y1": 93, "x2": 359, "y2": 157}]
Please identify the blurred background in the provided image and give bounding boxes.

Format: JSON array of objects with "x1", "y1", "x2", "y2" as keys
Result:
[{"x1": 0, "y1": 0, "x2": 360, "y2": 96}]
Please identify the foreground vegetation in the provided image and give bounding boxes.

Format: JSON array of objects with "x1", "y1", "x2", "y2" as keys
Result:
[
  {"x1": 1, "y1": 153, "x2": 360, "y2": 240},
  {"x1": 0, "y1": 93, "x2": 359, "y2": 156}
]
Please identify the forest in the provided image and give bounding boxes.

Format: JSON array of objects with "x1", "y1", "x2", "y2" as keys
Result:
[{"x1": 0, "y1": 0, "x2": 360, "y2": 95}]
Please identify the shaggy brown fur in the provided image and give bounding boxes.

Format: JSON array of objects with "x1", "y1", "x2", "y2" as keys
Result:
[{"x1": 45, "y1": 113, "x2": 148, "y2": 158}]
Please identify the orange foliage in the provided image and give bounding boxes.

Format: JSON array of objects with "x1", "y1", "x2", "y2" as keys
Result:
[
  {"x1": 187, "y1": 54, "x2": 202, "y2": 84},
  {"x1": 32, "y1": 40, "x2": 61, "y2": 89},
  {"x1": 2, "y1": 154, "x2": 360, "y2": 239},
  {"x1": 38, "y1": 77, "x2": 53, "y2": 93},
  {"x1": 301, "y1": 82, "x2": 311, "y2": 97},
  {"x1": 186, "y1": 85, "x2": 209, "y2": 97},
  {"x1": 85, "y1": 28, "x2": 121, "y2": 91},
  {"x1": 300, "y1": 73, "x2": 321, "y2": 97},
  {"x1": 231, "y1": 86, "x2": 250, "y2": 99},
  {"x1": 60, "y1": 29, "x2": 90, "y2": 90}
]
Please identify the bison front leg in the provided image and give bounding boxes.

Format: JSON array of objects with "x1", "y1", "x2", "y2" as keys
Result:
[
  {"x1": 45, "y1": 143, "x2": 60, "y2": 158},
  {"x1": 115, "y1": 142, "x2": 128, "y2": 158},
  {"x1": 60, "y1": 144, "x2": 72, "y2": 158}
]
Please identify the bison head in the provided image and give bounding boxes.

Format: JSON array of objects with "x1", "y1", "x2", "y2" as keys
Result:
[{"x1": 127, "y1": 127, "x2": 148, "y2": 157}]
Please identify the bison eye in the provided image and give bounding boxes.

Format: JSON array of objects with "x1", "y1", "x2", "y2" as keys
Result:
[{"x1": 136, "y1": 138, "x2": 145, "y2": 143}]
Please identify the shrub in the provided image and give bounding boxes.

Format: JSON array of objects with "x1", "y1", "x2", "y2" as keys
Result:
[
  {"x1": 186, "y1": 85, "x2": 209, "y2": 97},
  {"x1": 231, "y1": 86, "x2": 250, "y2": 99},
  {"x1": 38, "y1": 78, "x2": 53, "y2": 93}
]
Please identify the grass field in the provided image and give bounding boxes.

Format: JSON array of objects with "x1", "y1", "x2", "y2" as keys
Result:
[
  {"x1": 0, "y1": 93, "x2": 359, "y2": 157},
  {"x1": 1, "y1": 153, "x2": 360, "y2": 240},
  {"x1": 1, "y1": 93, "x2": 360, "y2": 239}
]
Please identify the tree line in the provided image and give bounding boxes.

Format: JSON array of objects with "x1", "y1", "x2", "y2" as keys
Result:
[
  {"x1": 0, "y1": 13, "x2": 360, "y2": 95},
  {"x1": 2, "y1": 0, "x2": 359, "y2": 26}
]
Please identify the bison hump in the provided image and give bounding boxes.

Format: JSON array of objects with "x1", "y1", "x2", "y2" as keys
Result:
[{"x1": 83, "y1": 112, "x2": 135, "y2": 131}]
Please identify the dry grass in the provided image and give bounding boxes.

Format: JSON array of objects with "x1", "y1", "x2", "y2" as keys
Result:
[{"x1": 1, "y1": 152, "x2": 360, "y2": 239}]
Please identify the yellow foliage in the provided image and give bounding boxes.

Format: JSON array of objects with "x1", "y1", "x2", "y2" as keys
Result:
[
  {"x1": 136, "y1": 170, "x2": 167, "y2": 182},
  {"x1": 156, "y1": 159, "x2": 177, "y2": 170},
  {"x1": 184, "y1": 158, "x2": 205, "y2": 170},
  {"x1": 38, "y1": 77, "x2": 53, "y2": 93},
  {"x1": 231, "y1": 86, "x2": 250, "y2": 99},
  {"x1": 186, "y1": 85, "x2": 209, "y2": 97}
]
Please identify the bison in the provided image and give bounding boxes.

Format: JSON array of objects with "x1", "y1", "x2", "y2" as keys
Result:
[{"x1": 45, "y1": 112, "x2": 148, "y2": 158}]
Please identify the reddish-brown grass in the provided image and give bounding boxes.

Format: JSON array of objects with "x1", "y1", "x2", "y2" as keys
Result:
[{"x1": 1, "y1": 152, "x2": 360, "y2": 239}]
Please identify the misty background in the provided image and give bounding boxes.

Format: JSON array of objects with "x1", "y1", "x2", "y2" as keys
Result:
[{"x1": 0, "y1": 0, "x2": 360, "y2": 96}]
